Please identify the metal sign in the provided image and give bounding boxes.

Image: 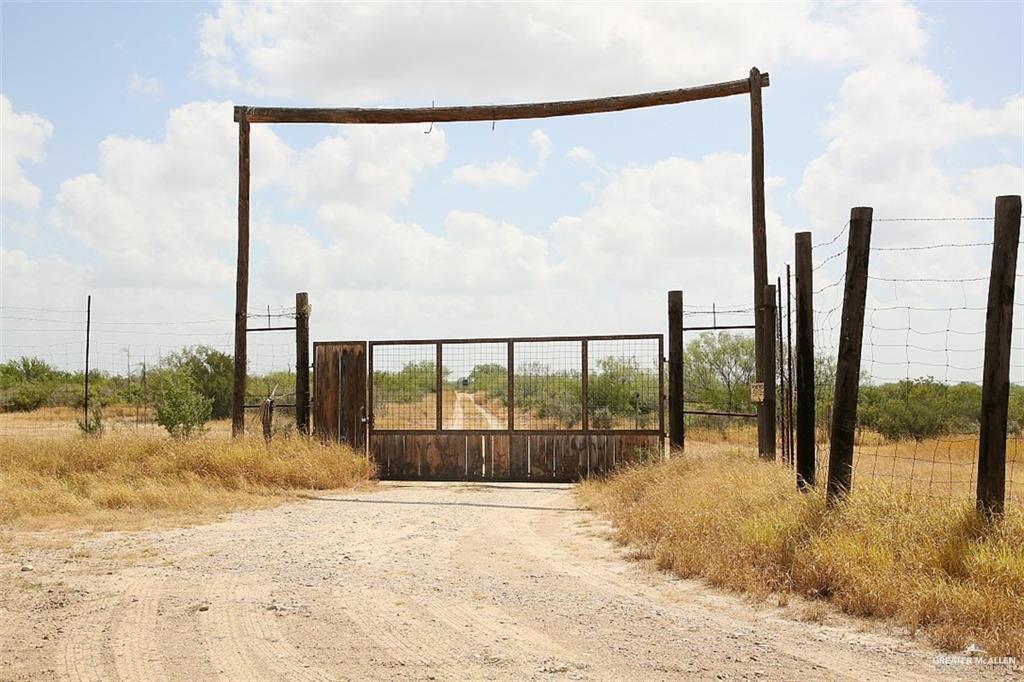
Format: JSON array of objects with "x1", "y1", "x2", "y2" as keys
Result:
[{"x1": 749, "y1": 382, "x2": 765, "y2": 403}]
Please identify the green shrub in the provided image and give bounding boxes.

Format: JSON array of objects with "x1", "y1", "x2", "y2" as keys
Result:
[{"x1": 154, "y1": 375, "x2": 213, "y2": 439}]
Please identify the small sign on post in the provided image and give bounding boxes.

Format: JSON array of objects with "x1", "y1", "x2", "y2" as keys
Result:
[{"x1": 750, "y1": 382, "x2": 765, "y2": 403}]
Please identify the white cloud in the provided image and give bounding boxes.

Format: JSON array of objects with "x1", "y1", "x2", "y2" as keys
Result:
[
  {"x1": 530, "y1": 129, "x2": 551, "y2": 165},
  {"x1": 286, "y1": 126, "x2": 446, "y2": 207},
  {"x1": 797, "y1": 62, "x2": 1023, "y2": 227},
  {"x1": 452, "y1": 160, "x2": 535, "y2": 187},
  {"x1": 49, "y1": 101, "x2": 289, "y2": 289},
  {"x1": 129, "y1": 73, "x2": 162, "y2": 99},
  {"x1": 196, "y1": 2, "x2": 929, "y2": 104},
  {"x1": 567, "y1": 146, "x2": 596, "y2": 164},
  {"x1": 0, "y1": 94, "x2": 53, "y2": 211}
]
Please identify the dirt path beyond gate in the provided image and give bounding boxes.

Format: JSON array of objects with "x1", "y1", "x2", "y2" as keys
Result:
[{"x1": 0, "y1": 483, "x2": 995, "y2": 681}]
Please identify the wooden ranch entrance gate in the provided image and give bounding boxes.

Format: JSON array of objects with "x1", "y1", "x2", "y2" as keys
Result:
[{"x1": 314, "y1": 334, "x2": 664, "y2": 482}]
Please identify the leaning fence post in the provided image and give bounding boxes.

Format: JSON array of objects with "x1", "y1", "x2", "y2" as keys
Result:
[
  {"x1": 295, "y1": 292, "x2": 310, "y2": 434},
  {"x1": 794, "y1": 232, "x2": 816, "y2": 489},
  {"x1": 668, "y1": 290, "x2": 684, "y2": 451},
  {"x1": 827, "y1": 207, "x2": 873, "y2": 504},
  {"x1": 759, "y1": 284, "x2": 777, "y2": 459},
  {"x1": 977, "y1": 195, "x2": 1021, "y2": 519}
]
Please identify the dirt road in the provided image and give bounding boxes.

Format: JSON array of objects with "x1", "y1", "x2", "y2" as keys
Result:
[{"x1": 0, "y1": 483, "x2": 1005, "y2": 681}]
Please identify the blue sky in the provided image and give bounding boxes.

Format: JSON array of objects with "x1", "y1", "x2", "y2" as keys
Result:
[{"x1": 2, "y1": 1, "x2": 1023, "y2": 380}]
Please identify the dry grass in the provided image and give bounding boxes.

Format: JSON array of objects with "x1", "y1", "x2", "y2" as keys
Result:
[
  {"x1": 579, "y1": 444, "x2": 1024, "y2": 657},
  {"x1": 0, "y1": 433, "x2": 373, "y2": 529}
]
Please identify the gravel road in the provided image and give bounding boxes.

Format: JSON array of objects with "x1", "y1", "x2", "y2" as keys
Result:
[{"x1": 0, "y1": 482, "x2": 1013, "y2": 681}]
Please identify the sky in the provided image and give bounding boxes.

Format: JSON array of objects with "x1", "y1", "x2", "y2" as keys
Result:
[{"x1": 1, "y1": 1, "x2": 1023, "y2": 383}]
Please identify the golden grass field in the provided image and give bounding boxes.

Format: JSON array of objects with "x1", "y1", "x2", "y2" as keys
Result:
[
  {"x1": 579, "y1": 445, "x2": 1024, "y2": 658},
  {"x1": 0, "y1": 432, "x2": 372, "y2": 529}
]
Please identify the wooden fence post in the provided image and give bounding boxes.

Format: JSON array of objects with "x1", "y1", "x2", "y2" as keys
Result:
[
  {"x1": 668, "y1": 290, "x2": 684, "y2": 450},
  {"x1": 827, "y1": 207, "x2": 873, "y2": 503},
  {"x1": 232, "y1": 117, "x2": 250, "y2": 437},
  {"x1": 794, "y1": 232, "x2": 815, "y2": 489},
  {"x1": 977, "y1": 195, "x2": 1022, "y2": 518},
  {"x1": 750, "y1": 67, "x2": 770, "y2": 463},
  {"x1": 759, "y1": 284, "x2": 777, "y2": 459},
  {"x1": 295, "y1": 292, "x2": 310, "y2": 434}
]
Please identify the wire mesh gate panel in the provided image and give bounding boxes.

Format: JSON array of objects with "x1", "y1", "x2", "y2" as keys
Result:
[{"x1": 358, "y1": 334, "x2": 664, "y2": 482}]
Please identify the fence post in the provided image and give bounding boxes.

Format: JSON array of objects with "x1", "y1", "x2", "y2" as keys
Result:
[
  {"x1": 232, "y1": 117, "x2": 251, "y2": 437},
  {"x1": 668, "y1": 290, "x2": 684, "y2": 450},
  {"x1": 776, "y1": 279, "x2": 786, "y2": 463},
  {"x1": 759, "y1": 284, "x2": 777, "y2": 459},
  {"x1": 750, "y1": 66, "x2": 770, "y2": 467},
  {"x1": 827, "y1": 207, "x2": 873, "y2": 503},
  {"x1": 977, "y1": 195, "x2": 1022, "y2": 519},
  {"x1": 84, "y1": 294, "x2": 92, "y2": 426},
  {"x1": 295, "y1": 292, "x2": 310, "y2": 434},
  {"x1": 794, "y1": 232, "x2": 815, "y2": 489}
]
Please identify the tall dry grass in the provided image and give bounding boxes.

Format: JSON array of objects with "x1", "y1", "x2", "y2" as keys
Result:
[
  {"x1": 579, "y1": 446, "x2": 1024, "y2": 657},
  {"x1": 0, "y1": 433, "x2": 373, "y2": 528}
]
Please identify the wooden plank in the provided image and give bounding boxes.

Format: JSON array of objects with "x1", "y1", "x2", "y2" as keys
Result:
[
  {"x1": 313, "y1": 344, "x2": 340, "y2": 442},
  {"x1": 977, "y1": 195, "x2": 1022, "y2": 518},
  {"x1": 749, "y1": 66, "x2": 769, "y2": 455},
  {"x1": 529, "y1": 436, "x2": 556, "y2": 480},
  {"x1": 668, "y1": 291, "x2": 684, "y2": 450},
  {"x1": 394, "y1": 434, "x2": 422, "y2": 479},
  {"x1": 231, "y1": 118, "x2": 250, "y2": 436},
  {"x1": 337, "y1": 343, "x2": 367, "y2": 450},
  {"x1": 467, "y1": 435, "x2": 485, "y2": 481},
  {"x1": 794, "y1": 232, "x2": 816, "y2": 489},
  {"x1": 568, "y1": 436, "x2": 589, "y2": 480},
  {"x1": 589, "y1": 435, "x2": 609, "y2": 477},
  {"x1": 827, "y1": 207, "x2": 873, "y2": 503},
  {"x1": 235, "y1": 74, "x2": 770, "y2": 124},
  {"x1": 510, "y1": 436, "x2": 529, "y2": 479},
  {"x1": 491, "y1": 435, "x2": 510, "y2": 480}
]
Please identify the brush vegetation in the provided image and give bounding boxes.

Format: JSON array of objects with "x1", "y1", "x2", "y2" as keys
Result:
[
  {"x1": 0, "y1": 433, "x2": 373, "y2": 528},
  {"x1": 579, "y1": 447, "x2": 1024, "y2": 657}
]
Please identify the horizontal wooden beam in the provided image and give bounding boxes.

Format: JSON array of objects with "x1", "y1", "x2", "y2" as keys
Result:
[{"x1": 234, "y1": 72, "x2": 769, "y2": 125}]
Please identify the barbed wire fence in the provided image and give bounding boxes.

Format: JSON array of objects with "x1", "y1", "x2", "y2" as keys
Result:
[
  {"x1": 0, "y1": 300, "x2": 302, "y2": 440},
  {"x1": 804, "y1": 209, "x2": 1023, "y2": 506}
]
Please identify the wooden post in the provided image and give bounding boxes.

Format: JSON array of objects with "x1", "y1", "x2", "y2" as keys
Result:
[
  {"x1": 295, "y1": 292, "x2": 310, "y2": 434},
  {"x1": 827, "y1": 207, "x2": 873, "y2": 503},
  {"x1": 668, "y1": 290, "x2": 684, "y2": 450},
  {"x1": 84, "y1": 294, "x2": 91, "y2": 426},
  {"x1": 759, "y1": 284, "x2": 777, "y2": 459},
  {"x1": 977, "y1": 195, "x2": 1022, "y2": 518},
  {"x1": 232, "y1": 117, "x2": 250, "y2": 437},
  {"x1": 749, "y1": 66, "x2": 769, "y2": 454},
  {"x1": 776, "y1": 279, "x2": 786, "y2": 463},
  {"x1": 794, "y1": 232, "x2": 816, "y2": 489},
  {"x1": 786, "y1": 263, "x2": 795, "y2": 463},
  {"x1": 261, "y1": 397, "x2": 274, "y2": 443}
]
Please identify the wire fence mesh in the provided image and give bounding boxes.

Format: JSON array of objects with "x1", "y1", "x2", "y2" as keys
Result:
[
  {"x1": 0, "y1": 302, "x2": 301, "y2": 440},
  {"x1": 367, "y1": 336, "x2": 661, "y2": 433},
  {"x1": 808, "y1": 215, "x2": 1024, "y2": 504}
]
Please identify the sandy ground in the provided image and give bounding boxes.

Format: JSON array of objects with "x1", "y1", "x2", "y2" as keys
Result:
[{"x1": 1, "y1": 482, "x2": 1018, "y2": 681}]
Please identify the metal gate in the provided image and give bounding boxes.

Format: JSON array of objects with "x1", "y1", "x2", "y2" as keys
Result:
[{"x1": 314, "y1": 334, "x2": 664, "y2": 482}]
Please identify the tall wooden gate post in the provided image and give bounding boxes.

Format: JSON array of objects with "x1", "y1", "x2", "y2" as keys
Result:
[
  {"x1": 759, "y1": 284, "x2": 777, "y2": 459},
  {"x1": 668, "y1": 291, "x2": 684, "y2": 450},
  {"x1": 794, "y1": 232, "x2": 816, "y2": 489},
  {"x1": 749, "y1": 67, "x2": 770, "y2": 461},
  {"x1": 295, "y1": 292, "x2": 310, "y2": 434},
  {"x1": 232, "y1": 116, "x2": 250, "y2": 436},
  {"x1": 977, "y1": 195, "x2": 1022, "y2": 518},
  {"x1": 827, "y1": 207, "x2": 873, "y2": 503}
]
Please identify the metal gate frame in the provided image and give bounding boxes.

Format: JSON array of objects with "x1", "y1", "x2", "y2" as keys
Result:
[{"x1": 368, "y1": 333, "x2": 664, "y2": 437}]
